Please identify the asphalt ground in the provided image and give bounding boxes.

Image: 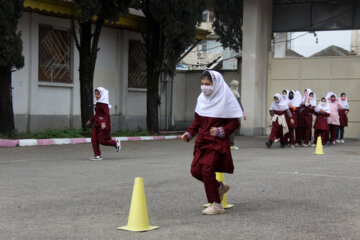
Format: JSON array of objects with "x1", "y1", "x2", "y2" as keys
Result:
[{"x1": 1, "y1": 136, "x2": 360, "y2": 240}]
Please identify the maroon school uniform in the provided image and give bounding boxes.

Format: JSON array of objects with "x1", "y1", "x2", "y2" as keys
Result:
[
  {"x1": 285, "y1": 108, "x2": 298, "y2": 145},
  {"x1": 186, "y1": 113, "x2": 239, "y2": 203},
  {"x1": 269, "y1": 109, "x2": 293, "y2": 143},
  {"x1": 90, "y1": 102, "x2": 116, "y2": 156},
  {"x1": 295, "y1": 107, "x2": 305, "y2": 144},
  {"x1": 339, "y1": 109, "x2": 349, "y2": 127},
  {"x1": 302, "y1": 104, "x2": 314, "y2": 144},
  {"x1": 313, "y1": 111, "x2": 330, "y2": 145}
]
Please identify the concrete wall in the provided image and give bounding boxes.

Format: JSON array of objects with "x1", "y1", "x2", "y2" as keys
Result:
[{"x1": 267, "y1": 56, "x2": 360, "y2": 138}]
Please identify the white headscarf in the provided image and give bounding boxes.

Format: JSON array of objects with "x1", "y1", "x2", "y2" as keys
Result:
[
  {"x1": 94, "y1": 87, "x2": 111, "y2": 108},
  {"x1": 269, "y1": 93, "x2": 289, "y2": 111},
  {"x1": 302, "y1": 88, "x2": 316, "y2": 107},
  {"x1": 288, "y1": 90, "x2": 302, "y2": 108},
  {"x1": 325, "y1": 92, "x2": 337, "y2": 103},
  {"x1": 339, "y1": 92, "x2": 349, "y2": 109},
  {"x1": 315, "y1": 98, "x2": 330, "y2": 113},
  {"x1": 195, "y1": 70, "x2": 243, "y2": 118},
  {"x1": 281, "y1": 89, "x2": 289, "y2": 104}
]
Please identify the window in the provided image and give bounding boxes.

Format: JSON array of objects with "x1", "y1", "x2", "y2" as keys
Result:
[
  {"x1": 38, "y1": 25, "x2": 72, "y2": 83},
  {"x1": 128, "y1": 40, "x2": 146, "y2": 89}
]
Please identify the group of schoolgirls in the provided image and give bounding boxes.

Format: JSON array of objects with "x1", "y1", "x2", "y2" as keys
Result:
[{"x1": 266, "y1": 89, "x2": 349, "y2": 149}]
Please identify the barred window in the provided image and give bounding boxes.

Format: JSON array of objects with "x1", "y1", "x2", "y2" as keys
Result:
[
  {"x1": 39, "y1": 25, "x2": 72, "y2": 83},
  {"x1": 128, "y1": 40, "x2": 146, "y2": 88}
]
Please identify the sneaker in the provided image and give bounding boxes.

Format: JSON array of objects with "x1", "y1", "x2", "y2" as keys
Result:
[
  {"x1": 335, "y1": 139, "x2": 341, "y2": 144},
  {"x1": 290, "y1": 145, "x2": 295, "y2": 149},
  {"x1": 301, "y1": 143, "x2": 308, "y2": 147},
  {"x1": 231, "y1": 146, "x2": 239, "y2": 150},
  {"x1": 116, "y1": 140, "x2": 121, "y2": 152},
  {"x1": 332, "y1": 141, "x2": 336, "y2": 145},
  {"x1": 90, "y1": 156, "x2": 103, "y2": 161},
  {"x1": 280, "y1": 143, "x2": 286, "y2": 148},
  {"x1": 340, "y1": 139, "x2": 345, "y2": 143},
  {"x1": 265, "y1": 140, "x2": 273, "y2": 149},
  {"x1": 310, "y1": 143, "x2": 316, "y2": 147},
  {"x1": 219, "y1": 182, "x2": 230, "y2": 202},
  {"x1": 202, "y1": 202, "x2": 225, "y2": 215},
  {"x1": 295, "y1": 143, "x2": 299, "y2": 147}
]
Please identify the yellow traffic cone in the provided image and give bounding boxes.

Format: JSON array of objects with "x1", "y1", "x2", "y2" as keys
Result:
[
  {"x1": 203, "y1": 172, "x2": 234, "y2": 209},
  {"x1": 314, "y1": 136, "x2": 324, "y2": 155},
  {"x1": 117, "y1": 177, "x2": 159, "y2": 232}
]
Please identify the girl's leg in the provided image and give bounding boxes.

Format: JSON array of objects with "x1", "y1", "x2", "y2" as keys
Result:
[
  {"x1": 201, "y1": 164, "x2": 220, "y2": 203},
  {"x1": 269, "y1": 125, "x2": 278, "y2": 142},
  {"x1": 190, "y1": 162, "x2": 203, "y2": 182},
  {"x1": 304, "y1": 127, "x2": 311, "y2": 145},
  {"x1": 321, "y1": 130, "x2": 327, "y2": 145},
  {"x1": 98, "y1": 130, "x2": 117, "y2": 147},
  {"x1": 336, "y1": 127, "x2": 340, "y2": 139},
  {"x1": 295, "y1": 127, "x2": 303, "y2": 144},
  {"x1": 91, "y1": 128, "x2": 101, "y2": 156},
  {"x1": 340, "y1": 126, "x2": 345, "y2": 140},
  {"x1": 331, "y1": 125, "x2": 338, "y2": 143},
  {"x1": 313, "y1": 129, "x2": 319, "y2": 144},
  {"x1": 230, "y1": 132, "x2": 235, "y2": 146}
]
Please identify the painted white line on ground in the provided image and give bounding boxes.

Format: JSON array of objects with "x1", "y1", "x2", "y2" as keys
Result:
[
  {"x1": 85, "y1": 138, "x2": 92, "y2": 143},
  {"x1": 239, "y1": 169, "x2": 360, "y2": 180},
  {"x1": 164, "y1": 136, "x2": 177, "y2": 140},
  {"x1": 18, "y1": 139, "x2": 38, "y2": 147}
]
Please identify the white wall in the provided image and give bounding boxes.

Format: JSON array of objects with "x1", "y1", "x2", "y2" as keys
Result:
[{"x1": 268, "y1": 56, "x2": 360, "y2": 138}]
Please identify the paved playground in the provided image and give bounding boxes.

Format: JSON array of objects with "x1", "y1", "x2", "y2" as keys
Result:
[{"x1": 1, "y1": 136, "x2": 360, "y2": 240}]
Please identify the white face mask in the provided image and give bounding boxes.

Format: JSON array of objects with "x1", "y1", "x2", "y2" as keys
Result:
[
  {"x1": 321, "y1": 102, "x2": 326, "y2": 106},
  {"x1": 282, "y1": 95, "x2": 287, "y2": 99},
  {"x1": 275, "y1": 99, "x2": 280, "y2": 104},
  {"x1": 201, "y1": 85, "x2": 214, "y2": 96}
]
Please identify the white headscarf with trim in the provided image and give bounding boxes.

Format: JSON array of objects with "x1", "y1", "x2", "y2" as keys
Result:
[
  {"x1": 94, "y1": 87, "x2": 111, "y2": 108},
  {"x1": 315, "y1": 98, "x2": 330, "y2": 113},
  {"x1": 288, "y1": 90, "x2": 302, "y2": 108},
  {"x1": 325, "y1": 92, "x2": 337, "y2": 103},
  {"x1": 339, "y1": 92, "x2": 349, "y2": 109},
  {"x1": 302, "y1": 88, "x2": 316, "y2": 107},
  {"x1": 195, "y1": 70, "x2": 243, "y2": 118},
  {"x1": 281, "y1": 89, "x2": 289, "y2": 105},
  {"x1": 270, "y1": 93, "x2": 289, "y2": 111}
]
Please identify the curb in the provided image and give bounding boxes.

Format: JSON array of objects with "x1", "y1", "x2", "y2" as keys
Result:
[{"x1": 0, "y1": 135, "x2": 181, "y2": 148}]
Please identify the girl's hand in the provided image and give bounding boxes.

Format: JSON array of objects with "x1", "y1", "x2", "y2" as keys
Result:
[
  {"x1": 85, "y1": 120, "x2": 91, "y2": 126},
  {"x1": 320, "y1": 109, "x2": 324, "y2": 113},
  {"x1": 290, "y1": 119, "x2": 294, "y2": 125},
  {"x1": 181, "y1": 134, "x2": 188, "y2": 142},
  {"x1": 101, "y1": 123, "x2": 106, "y2": 129},
  {"x1": 210, "y1": 127, "x2": 217, "y2": 136},
  {"x1": 243, "y1": 113, "x2": 247, "y2": 120}
]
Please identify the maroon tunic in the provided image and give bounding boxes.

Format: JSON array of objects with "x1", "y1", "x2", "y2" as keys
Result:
[
  {"x1": 313, "y1": 111, "x2": 330, "y2": 130},
  {"x1": 90, "y1": 103, "x2": 112, "y2": 134},
  {"x1": 302, "y1": 105, "x2": 314, "y2": 129},
  {"x1": 339, "y1": 109, "x2": 349, "y2": 127},
  {"x1": 186, "y1": 113, "x2": 239, "y2": 174},
  {"x1": 296, "y1": 107, "x2": 305, "y2": 127}
]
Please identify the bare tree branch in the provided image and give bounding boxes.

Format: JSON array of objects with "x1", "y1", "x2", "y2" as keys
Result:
[{"x1": 71, "y1": 16, "x2": 81, "y2": 51}]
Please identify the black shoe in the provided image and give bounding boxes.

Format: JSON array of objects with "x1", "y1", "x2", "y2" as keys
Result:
[{"x1": 265, "y1": 140, "x2": 273, "y2": 148}]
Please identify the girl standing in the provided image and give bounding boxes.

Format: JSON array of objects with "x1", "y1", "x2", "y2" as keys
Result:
[
  {"x1": 286, "y1": 90, "x2": 302, "y2": 148},
  {"x1": 86, "y1": 87, "x2": 120, "y2": 160},
  {"x1": 325, "y1": 92, "x2": 343, "y2": 145},
  {"x1": 301, "y1": 88, "x2": 316, "y2": 147},
  {"x1": 266, "y1": 93, "x2": 294, "y2": 148},
  {"x1": 312, "y1": 97, "x2": 330, "y2": 147},
  {"x1": 336, "y1": 92, "x2": 349, "y2": 143},
  {"x1": 181, "y1": 70, "x2": 242, "y2": 215}
]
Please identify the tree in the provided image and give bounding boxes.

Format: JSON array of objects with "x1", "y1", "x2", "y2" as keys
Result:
[
  {"x1": 0, "y1": 0, "x2": 24, "y2": 135},
  {"x1": 212, "y1": 0, "x2": 243, "y2": 52},
  {"x1": 138, "y1": 0, "x2": 205, "y2": 133},
  {"x1": 71, "y1": 0, "x2": 133, "y2": 130}
]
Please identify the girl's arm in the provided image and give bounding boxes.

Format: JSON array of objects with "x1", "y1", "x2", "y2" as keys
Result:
[
  {"x1": 213, "y1": 118, "x2": 240, "y2": 139},
  {"x1": 183, "y1": 113, "x2": 202, "y2": 142},
  {"x1": 323, "y1": 112, "x2": 330, "y2": 117}
]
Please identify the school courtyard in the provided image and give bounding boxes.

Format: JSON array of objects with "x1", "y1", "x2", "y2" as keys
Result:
[{"x1": 1, "y1": 136, "x2": 360, "y2": 240}]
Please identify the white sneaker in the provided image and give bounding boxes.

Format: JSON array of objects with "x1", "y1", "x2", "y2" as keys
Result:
[
  {"x1": 335, "y1": 139, "x2": 341, "y2": 144},
  {"x1": 90, "y1": 156, "x2": 103, "y2": 161},
  {"x1": 202, "y1": 202, "x2": 225, "y2": 215},
  {"x1": 290, "y1": 145, "x2": 295, "y2": 149},
  {"x1": 310, "y1": 143, "x2": 316, "y2": 147},
  {"x1": 116, "y1": 140, "x2": 121, "y2": 152},
  {"x1": 301, "y1": 143, "x2": 308, "y2": 147},
  {"x1": 340, "y1": 139, "x2": 345, "y2": 143}
]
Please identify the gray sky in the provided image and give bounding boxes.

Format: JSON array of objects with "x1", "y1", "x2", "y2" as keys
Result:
[{"x1": 289, "y1": 30, "x2": 352, "y2": 57}]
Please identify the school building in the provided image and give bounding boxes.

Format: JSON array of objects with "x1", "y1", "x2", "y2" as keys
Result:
[{"x1": 12, "y1": 0, "x2": 360, "y2": 139}]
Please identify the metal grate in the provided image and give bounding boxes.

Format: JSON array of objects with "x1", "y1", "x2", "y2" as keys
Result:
[
  {"x1": 39, "y1": 25, "x2": 71, "y2": 83},
  {"x1": 128, "y1": 40, "x2": 146, "y2": 88}
]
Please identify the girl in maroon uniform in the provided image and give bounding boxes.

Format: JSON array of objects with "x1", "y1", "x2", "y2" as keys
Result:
[
  {"x1": 86, "y1": 87, "x2": 120, "y2": 160},
  {"x1": 312, "y1": 97, "x2": 330, "y2": 147},
  {"x1": 286, "y1": 90, "x2": 302, "y2": 148},
  {"x1": 266, "y1": 93, "x2": 294, "y2": 148},
  {"x1": 301, "y1": 88, "x2": 316, "y2": 147},
  {"x1": 336, "y1": 92, "x2": 349, "y2": 143},
  {"x1": 181, "y1": 70, "x2": 242, "y2": 215}
]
